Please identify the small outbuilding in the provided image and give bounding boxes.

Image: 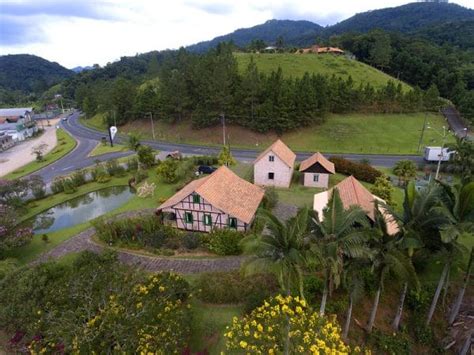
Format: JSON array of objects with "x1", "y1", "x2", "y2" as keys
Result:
[
  {"x1": 254, "y1": 139, "x2": 296, "y2": 188},
  {"x1": 299, "y1": 152, "x2": 335, "y2": 188},
  {"x1": 157, "y1": 166, "x2": 264, "y2": 232},
  {"x1": 313, "y1": 176, "x2": 399, "y2": 235}
]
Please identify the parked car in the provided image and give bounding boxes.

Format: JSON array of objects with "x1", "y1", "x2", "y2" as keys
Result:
[
  {"x1": 197, "y1": 165, "x2": 217, "y2": 175},
  {"x1": 61, "y1": 116, "x2": 68, "y2": 121}
]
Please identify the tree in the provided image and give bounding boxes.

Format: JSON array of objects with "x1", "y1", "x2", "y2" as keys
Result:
[
  {"x1": 424, "y1": 84, "x2": 441, "y2": 111},
  {"x1": 242, "y1": 208, "x2": 310, "y2": 298},
  {"x1": 126, "y1": 132, "x2": 141, "y2": 151},
  {"x1": 426, "y1": 181, "x2": 474, "y2": 325},
  {"x1": 0, "y1": 179, "x2": 29, "y2": 209},
  {"x1": 393, "y1": 160, "x2": 417, "y2": 186},
  {"x1": 310, "y1": 189, "x2": 370, "y2": 316},
  {"x1": 111, "y1": 78, "x2": 136, "y2": 125},
  {"x1": 366, "y1": 202, "x2": 419, "y2": 333},
  {"x1": 276, "y1": 36, "x2": 284, "y2": 49},
  {"x1": 28, "y1": 175, "x2": 46, "y2": 200},
  {"x1": 156, "y1": 158, "x2": 178, "y2": 183},
  {"x1": 0, "y1": 204, "x2": 33, "y2": 257},
  {"x1": 370, "y1": 175, "x2": 394, "y2": 205},
  {"x1": 217, "y1": 145, "x2": 236, "y2": 166},
  {"x1": 224, "y1": 295, "x2": 353, "y2": 354},
  {"x1": 31, "y1": 143, "x2": 48, "y2": 162},
  {"x1": 369, "y1": 30, "x2": 392, "y2": 70},
  {"x1": 452, "y1": 137, "x2": 474, "y2": 185},
  {"x1": 136, "y1": 145, "x2": 155, "y2": 168}
]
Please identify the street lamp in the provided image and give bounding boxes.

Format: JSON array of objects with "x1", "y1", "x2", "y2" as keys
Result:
[
  {"x1": 145, "y1": 112, "x2": 155, "y2": 140},
  {"x1": 427, "y1": 125, "x2": 449, "y2": 180}
]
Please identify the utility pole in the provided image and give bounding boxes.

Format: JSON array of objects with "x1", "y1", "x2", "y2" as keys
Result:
[
  {"x1": 428, "y1": 125, "x2": 448, "y2": 180},
  {"x1": 108, "y1": 125, "x2": 114, "y2": 147},
  {"x1": 221, "y1": 113, "x2": 226, "y2": 146},
  {"x1": 146, "y1": 112, "x2": 155, "y2": 140},
  {"x1": 417, "y1": 112, "x2": 428, "y2": 152}
]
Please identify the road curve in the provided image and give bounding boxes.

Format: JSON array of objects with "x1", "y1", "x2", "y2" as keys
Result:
[
  {"x1": 34, "y1": 111, "x2": 424, "y2": 183},
  {"x1": 65, "y1": 112, "x2": 424, "y2": 167}
]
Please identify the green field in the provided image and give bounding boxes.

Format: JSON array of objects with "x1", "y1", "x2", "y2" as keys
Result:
[
  {"x1": 4, "y1": 129, "x2": 77, "y2": 180},
  {"x1": 234, "y1": 52, "x2": 411, "y2": 90},
  {"x1": 83, "y1": 112, "x2": 453, "y2": 155}
]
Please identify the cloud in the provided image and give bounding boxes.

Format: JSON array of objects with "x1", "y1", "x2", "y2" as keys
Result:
[
  {"x1": 186, "y1": 1, "x2": 234, "y2": 15},
  {"x1": 0, "y1": 0, "x2": 119, "y2": 20},
  {"x1": 0, "y1": 16, "x2": 44, "y2": 45}
]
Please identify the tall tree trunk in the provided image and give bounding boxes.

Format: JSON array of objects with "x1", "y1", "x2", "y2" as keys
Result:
[
  {"x1": 448, "y1": 249, "x2": 473, "y2": 325},
  {"x1": 367, "y1": 286, "x2": 381, "y2": 333},
  {"x1": 342, "y1": 293, "x2": 353, "y2": 340},
  {"x1": 392, "y1": 283, "x2": 408, "y2": 330},
  {"x1": 426, "y1": 261, "x2": 450, "y2": 326},
  {"x1": 320, "y1": 280, "x2": 328, "y2": 316}
]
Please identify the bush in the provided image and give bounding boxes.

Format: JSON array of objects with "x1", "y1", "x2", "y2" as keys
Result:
[
  {"x1": 62, "y1": 178, "x2": 77, "y2": 194},
  {"x1": 368, "y1": 330, "x2": 411, "y2": 354},
  {"x1": 70, "y1": 169, "x2": 87, "y2": 187},
  {"x1": 134, "y1": 169, "x2": 148, "y2": 184},
  {"x1": 96, "y1": 170, "x2": 111, "y2": 183},
  {"x1": 137, "y1": 145, "x2": 155, "y2": 168},
  {"x1": 157, "y1": 159, "x2": 178, "y2": 183},
  {"x1": 105, "y1": 159, "x2": 125, "y2": 177},
  {"x1": 192, "y1": 155, "x2": 218, "y2": 166},
  {"x1": 304, "y1": 274, "x2": 325, "y2": 303},
  {"x1": 175, "y1": 159, "x2": 196, "y2": 181},
  {"x1": 127, "y1": 157, "x2": 139, "y2": 171},
  {"x1": 0, "y1": 258, "x2": 19, "y2": 280},
  {"x1": 29, "y1": 175, "x2": 46, "y2": 200},
  {"x1": 51, "y1": 177, "x2": 65, "y2": 194},
  {"x1": 0, "y1": 252, "x2": 192, "y2": 353},
  {"x1": 262, "y1": 187, "x2": 278, "y2": 210},
  {"x1": 183, "y1": 233, "x2": 200, "y2": 250},
  {"x1": 329, "y1": 156, "x2": 382, "y2": 183},
  {"x1": 195, "y1": 271, "x2": 279, "y2": 307},
  {"x1": 207, "y1": 229, "x2": 243, "y2": 255}
]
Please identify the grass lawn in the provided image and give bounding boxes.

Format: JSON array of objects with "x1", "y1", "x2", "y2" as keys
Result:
[
  {"x1": 82, "y1": 112, "x2": 453, "y2": 155},
  {"x1": 4, "y1": 129, "x2": 77, "y2": 180},
  {"x1": 234, "y1": 52, "x2": 411, "y2": 90},
  {"x1": 88, "y1": 142, "x2": 127, "y2": 157},
  {"x1": 189, "y1": 301, "x2": 243, "y2": 354}
]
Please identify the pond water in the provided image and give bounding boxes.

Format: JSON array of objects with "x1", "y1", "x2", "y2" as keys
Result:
[{"x1": 29, "y1": 186, "x2": 134, "y2": 234}]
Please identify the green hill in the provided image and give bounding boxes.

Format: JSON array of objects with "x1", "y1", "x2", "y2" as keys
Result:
[{"x1": 234, "y1": 52, "x2": 410, "y2": 89}]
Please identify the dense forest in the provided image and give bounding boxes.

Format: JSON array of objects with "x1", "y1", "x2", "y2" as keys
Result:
[{"x1": 66, "y1": 44, "x2": 443, "y2": 133}]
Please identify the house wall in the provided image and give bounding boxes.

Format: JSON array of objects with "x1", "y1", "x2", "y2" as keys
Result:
[
  {"x1": 162, "y1": 193, "x2": 250, "y2": 233},
  {"x1": 303, "y1": 172, "x2": 329, "y2": 188},
  {"x1": 254, "y1": 150, "x2": 293, "y2": 188}
]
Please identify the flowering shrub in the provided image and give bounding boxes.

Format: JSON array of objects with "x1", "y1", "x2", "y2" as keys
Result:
[
  {"x1": 0, "y1": 252, "x2": 192, "y2": 353},
  {"x1": 225, "y1": 294, "x2": 361, "y2": 354},
  {"x1": 329, "y1": 157, "x2": 382, "y2": 183}
]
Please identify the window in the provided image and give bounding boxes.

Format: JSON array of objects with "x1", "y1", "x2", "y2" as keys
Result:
[
  {"x1": 269, "y1": 155, "x2": 275, "y2": 162},
  {"x1": 184, "y1": 212, "x2": 193, "y2": 224},
  {"x1": 192, "y1": 194, "x2": 200, "y2": 204},
  {"x1": 268, "y1": 172, "x2": 275, "y2": 180},
  {"x1": 203, "y1": 214, "x2": 212, "y2": 226},
  {"x1": 228, "y1": 217, "x2": 238, "y2": 229},
  {"x1": 313, "y1": 174, "x2": 319, "y2": 182}
]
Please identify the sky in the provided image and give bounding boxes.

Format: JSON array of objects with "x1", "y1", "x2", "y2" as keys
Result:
[{"x1": 0, "y1": 0, "x2": 472, "y2": 68}]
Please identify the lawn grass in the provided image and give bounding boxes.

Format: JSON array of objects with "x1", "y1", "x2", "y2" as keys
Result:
[
  {"x1": 189, "y1": 301, "x2": 243, "y2": 354},
  {"x1": 4, "y1": 129, "x2": 77, "y2": 180},
  {"x1": 234, "y1": 52, "x2": 411, "y2": 90},
  {"x1": 85, "y1": 112, "x2": 454, "y2": 155},
  {"x1": 88, "y1": 142, "x2": 127, "y2": 157}
]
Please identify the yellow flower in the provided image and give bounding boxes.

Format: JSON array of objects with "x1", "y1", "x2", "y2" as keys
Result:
[
  {"x1": 37, "y1": 310, "x2": 42, "y2": 315},
  {"x1": 136, "y1": 302, "x2": 143, "y2": 309},
  {"x1": 296, "y1": 306, "x2": 303, "y2": 314},
  {"x1": 159, "y1": 286, "x2": 165, "y2": 292},
  {"x1": 257, "y1": 324, "x2": 263, "y2": 332},
  {"x1": 239, "y1": 341, "x2": 248, "y2": 349}
]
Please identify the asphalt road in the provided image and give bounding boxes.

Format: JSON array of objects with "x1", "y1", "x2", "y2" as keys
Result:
[{"x1": 35, "y1": 111, "x2": 425, "y2": 183}]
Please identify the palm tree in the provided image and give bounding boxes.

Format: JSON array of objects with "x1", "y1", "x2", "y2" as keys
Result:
[
  {"x1": 366, "y1": 202, "x2": 419, "y2": 333},
  {"x1": 242, "y1": 207, "x2": 310, "y2": 298},
  {"x1": 393, "y1": 160, "x2": 417, "y2": 187},
  {"x1": 426, "y1": 182, "x2": 473, "y2": 326},
  {"x1": 127, "y1": 132, "x2": 141, "y2": 151},
  {"x1": 309, "y1": 189, "x2": 370, "y2": 316},
  {"x1": 341, "y1": 259, "x2": 367, "y2": 340},
  {"x1": 448, "y1": 247, "x2": 473, "y2": 325}
]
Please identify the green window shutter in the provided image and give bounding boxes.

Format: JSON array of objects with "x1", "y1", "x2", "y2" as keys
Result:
[
  {"x1": 185, "y1": 212, "x2": 193, "y2": 224},
  {"x1": 193, "y1": 194, "x2": 200, "y2": 204},
  {"x1": 203, "y1": 214, "x2": 212, "y2": 226}
]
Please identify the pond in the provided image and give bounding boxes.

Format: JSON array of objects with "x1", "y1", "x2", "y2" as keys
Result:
[{"x1": 29, "y1": 186, "x2": 134, "y2": 234}]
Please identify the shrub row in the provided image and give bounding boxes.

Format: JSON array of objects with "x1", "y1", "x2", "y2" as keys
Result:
[
  {"x1": 195, "y1": 271, "x2": 279, "y2": 312},
  {"x1": 329, "y1": 157, "x2": 382, "y2": 183},
  {"x1": 51, "y1": 169, "x2": 88, "y2": 194}
]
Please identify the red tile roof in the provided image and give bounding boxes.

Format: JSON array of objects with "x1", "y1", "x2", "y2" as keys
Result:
[{"x1": 254, "y1": 139, "x2": 296, "y2": 168}]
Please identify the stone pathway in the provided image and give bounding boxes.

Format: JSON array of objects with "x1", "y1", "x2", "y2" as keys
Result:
[{"x1": 33, "y1": 227, "x2": 244, "y2": 274}]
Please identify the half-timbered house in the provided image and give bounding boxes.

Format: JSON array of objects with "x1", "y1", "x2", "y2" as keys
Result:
[{"x1": 157, "y1": 166, "x2": 264, "y2": 232}]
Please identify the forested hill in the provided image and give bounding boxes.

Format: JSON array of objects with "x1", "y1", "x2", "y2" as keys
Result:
[
  {"x1": 0, "y1": 54, "x2": 73, "y2": 93},
  {"x1": 188, "y1": 3, "x2": 474, "y2": 51},
  {"x1": 328, "y1": 2, "x2": 474, "y2": 35},
  {"x1": 188, "y1": 20, "x2": 323, "y2": 52}
]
